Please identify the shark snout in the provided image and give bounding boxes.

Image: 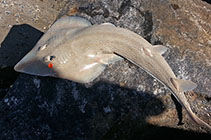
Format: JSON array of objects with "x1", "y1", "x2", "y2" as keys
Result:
[{"x1": 14, "y1": 56, "x2": 53, "y2": 76}]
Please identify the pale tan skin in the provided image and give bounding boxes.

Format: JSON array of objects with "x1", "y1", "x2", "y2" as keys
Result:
[{"x1": 14, "y1": 16, "x2": 211, "y2": 130}]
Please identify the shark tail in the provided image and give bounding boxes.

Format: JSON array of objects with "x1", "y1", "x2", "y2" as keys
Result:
[
  {"x1": 170, "y1": 78, "x2": 211, "y2": 130},
  {"x1": 184, "y1": 102, "x2": 211, "y2": 130}
]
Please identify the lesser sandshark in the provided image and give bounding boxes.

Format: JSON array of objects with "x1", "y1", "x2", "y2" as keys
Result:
[{"x1": 14, "y1": 16, "x2": 211, "y2": 130}]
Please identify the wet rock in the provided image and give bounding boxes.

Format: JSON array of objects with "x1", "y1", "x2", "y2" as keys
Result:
[{"x1": 0, "y1": 0, "x2": 211, "y2": 139}]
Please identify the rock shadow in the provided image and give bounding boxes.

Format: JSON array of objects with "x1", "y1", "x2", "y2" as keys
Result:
[
  {"x1": 102, "y1": 124, "x2": 211, "y2": 139},
  {"x1": 0, "y1": 70, "x2": 165, "y2": 140},
  {"x1": 0, "y1": 24, "x2": 43, "y2": 66},
  {"x1": 0, "y1": 24, "x2": 43, "y2": 99}
]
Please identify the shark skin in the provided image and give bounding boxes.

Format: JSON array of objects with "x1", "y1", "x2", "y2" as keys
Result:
[{"x1": 14, "y1": 16, "x2": 211, "y2": 130}]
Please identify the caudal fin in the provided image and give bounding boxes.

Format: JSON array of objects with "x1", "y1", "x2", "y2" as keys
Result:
[
  {"x1": 170, "y1": 78, "x2": 211, "y2": 130},
  {"x1": 185, "y1": 107, "x2": 211, "y2": 130}
]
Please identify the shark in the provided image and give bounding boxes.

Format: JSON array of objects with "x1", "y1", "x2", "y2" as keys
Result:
[{"x1": 14, "y1": 16, "x2": 211, "y2": 130}]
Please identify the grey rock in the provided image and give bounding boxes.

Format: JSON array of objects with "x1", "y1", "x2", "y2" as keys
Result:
[{"x1": 0, "y1": 0, "x2": 211, "y2": 139}]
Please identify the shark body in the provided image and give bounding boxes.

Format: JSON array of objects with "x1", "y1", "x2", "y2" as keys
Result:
[{"x1": 14, "y1": 16, "x2": 211, "y2": 130}]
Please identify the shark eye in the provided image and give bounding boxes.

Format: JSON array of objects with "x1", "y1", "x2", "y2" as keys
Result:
[
  {"x1": 43, "y1": 55, "x2": 56, "y2": 62},
  {"x1": 38, "y1": 44, "x2": 47, "y2": 51},
  {"x1": 50, "y1": 55, "x2": 56, "y2": 60}
]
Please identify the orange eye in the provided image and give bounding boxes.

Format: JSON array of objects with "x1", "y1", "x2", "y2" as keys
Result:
[{"x1": 48, "y1": 63, "x2": 53, "y2": 68}]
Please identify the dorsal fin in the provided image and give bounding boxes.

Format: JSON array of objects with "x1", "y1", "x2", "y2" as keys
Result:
[
  {"x1": 170, "y1": 78, "x2": 197, "y2": 92},
  {"x1": 151, "y1": 45, "x2": 168, "y2": 55}
]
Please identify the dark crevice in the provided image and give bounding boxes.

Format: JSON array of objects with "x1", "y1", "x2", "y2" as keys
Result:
[
  {"x1": 142, "y1": 11, "x2": 153, "y2": 42},
  {"x1": 205, "y1": 96, "x2": 211, "y2": 102},
  {"x1": 129, "y1": 5, "x2": 153, "y2": 42},
  {"x1": 118, "y1": 0, "x2": 131, "y2": 19},
  {"x1": 170, "y1": 4, "x2": 180, "y2": 10},
  {"x1": 78, "y1": 3, "x2": 109, "y2": 18},
  {"x1": 171, "y1": 94, "x2": 184, "y2": 125},
  {"x1": 0, "y1": 66, "x2": 19, "y2": 99},
  {"x1": 202, "y1": 0, "x2": 211, "y2": 4},
  {"x1": 152, "y1": 40, "x2": 163, "y2": 45}
]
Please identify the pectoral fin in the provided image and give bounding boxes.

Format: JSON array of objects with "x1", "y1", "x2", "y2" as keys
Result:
[
  {"x1": 77, "y1": 53, "x2": 123, "y2": 83},
  {"x1": 77, "y1": 63, "x2": 106, "y2": 83},
  {"x1": 170, "y1": 78, "x2": 197, "y2": 92},
  {"x1": 98, "y1": 53, "x2": 123, "y2": 65}
]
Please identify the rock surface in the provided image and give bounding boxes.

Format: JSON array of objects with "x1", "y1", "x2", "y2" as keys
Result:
[
  {"x1": 0, "y1": 0, "x2": 67, "y2": 67},
  {"x1": 0, "y1": 0, "x2": 211, "y2": 139},
  {"x1": 0, "y1": 0, "x2": 67, "y2": 101}
]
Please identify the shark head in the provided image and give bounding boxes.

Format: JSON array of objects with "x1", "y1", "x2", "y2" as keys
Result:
[
  {"x1": 14, "y1": 43, "x2": 57, "y2": 77},
  {"x1": 14, "y1": 16, "x2": 93, "y2": 81},
  {"x1": 14, "y1": 38, "x2": 106, "y2": 83}
]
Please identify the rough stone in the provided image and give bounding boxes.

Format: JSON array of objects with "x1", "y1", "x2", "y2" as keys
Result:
[
  {"x1": 0, "y1": 0, "x2": 67, "y2": 100},
  {"x1": 0, "y1": 0, "x2": 67, "y2": 67},
  {"x1": 0, "y1": 0, "x2": 211, "y2": 139}
]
